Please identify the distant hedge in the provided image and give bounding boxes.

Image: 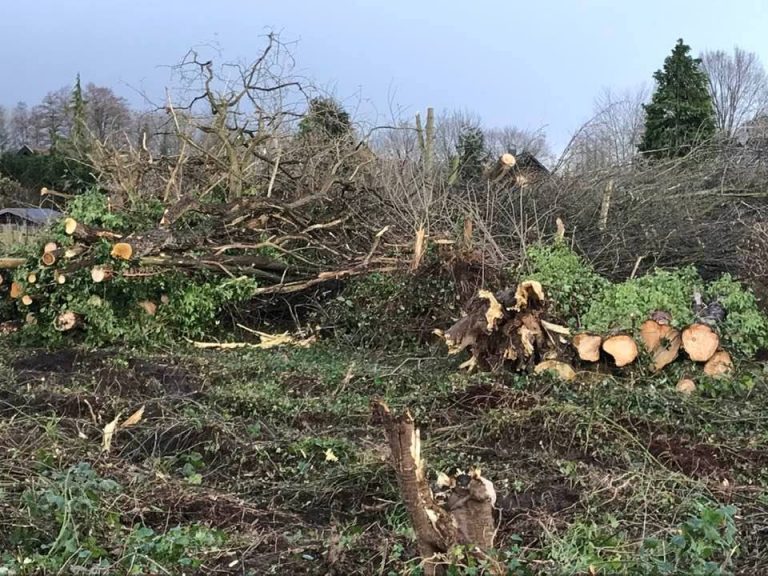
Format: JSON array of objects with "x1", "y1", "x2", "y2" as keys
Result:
[{"x1": 0, "y1": 152, "x2": 94, "y2": 193}]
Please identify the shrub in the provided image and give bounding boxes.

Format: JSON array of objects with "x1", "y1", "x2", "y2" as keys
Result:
[
  {"x1": 524, "y1": 242, "x2": 609, "y2": 321},
  {"x1": 320, "y1": 266, "x2": 460, "y2": 350},
  {"x1": 706, "y1": 274, "x2": 768, "y2": 357},
  {"x1": 582, "y1": 267, "x2": 701, "y2": 332},
  {"x1": 525, "y1": 242, "x2": 768, "y2": 357}
]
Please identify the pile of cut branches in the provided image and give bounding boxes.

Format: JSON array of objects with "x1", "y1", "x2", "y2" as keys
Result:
[{"x1": 0, "y1": 190, "x2": 399, "y2": 343}]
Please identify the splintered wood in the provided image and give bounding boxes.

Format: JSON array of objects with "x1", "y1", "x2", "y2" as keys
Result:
[
  {"x1": 372, "y1": 400, "x2": 501, "y2": 576},
  {"x1": 438, "y1": 280, "x2": 556, "y2": 372},
  {"x1": 439, "y1": 285, "x2": 739, "y2": 383}
]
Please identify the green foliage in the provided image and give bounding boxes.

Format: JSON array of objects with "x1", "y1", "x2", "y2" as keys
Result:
[
  {"x1": 583, "y1": 267, "x2": 700, "y2": 332},
  {"x1": 0, "y1": 151, "x2": 93, "y2": 193},
  {"x1": 298, "y1": 97, "x2": 352, "y2": 140},
  {"x1": 639, "y1": 39, "x2": 716, "y2": 158},
  {"x1": 66, "y1": 187, "x2": 127, "y2": 230},
  {"x1": 65, "y1": 188, "x2": 164, "y2": 233},
  {"x1": 638, "y1": 504, "x2": 738, "y2": 575},
  {"x1": 14, "y1": 462, "x2": 121, "y2": 566},
  {"x1": 706, "y1": 274, "x2": 768, "y2": 357},
  {"x1": 456, "y1": 125, "x2": 488, "y2": 185},
  {"x1": 14, "y1": 259, "x2": 258, "y2": 347},
  {"x1": 121, "y1": 524, "x2": 224, "y2": 573},
  {"x1": 321, "y1": 267, "x2": 459, "y2": 349},
  {"x1": 547, "y1": 505, "x2": 737, "y2": 575},
  {"x1": 524, "y1": 242, "x2": 609, "y2": 321},
  {"x1": 3, "y1": 462, "x2": 224, "y2": 574},
  {"x1": 525, "y1": 242, "x2": 768, "y2": 357}
]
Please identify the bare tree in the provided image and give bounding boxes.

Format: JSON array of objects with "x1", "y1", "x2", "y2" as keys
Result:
[
  {"x1": 701, "y1": 47, "x2": 768, "y2": 137},
  {"x1": 0, "y1": 106, "x2": 9, "y2": 151},
  {"x1": 30, "y1": 87, "x2": 72, "y2": 148},
  {"x1": 564, "y1": 85, "x2": 649, "y2": 172},
  {"x1": 484, "y1": 125, "x2": 551, "y2": 161},
  {"x1": 9, "y1": 102, "x2": 33, "y2": 148},
  {"x1": 433, "y1": 109, "x2": 483, "y2": 164},
  {"x1": 85, "y1": 83, "x2": 131, "y2": 143}
]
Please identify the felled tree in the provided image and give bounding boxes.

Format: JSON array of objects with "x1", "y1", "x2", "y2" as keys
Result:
[{"x1": 639, "y1": 39, "x2": 716, "y2": 158}]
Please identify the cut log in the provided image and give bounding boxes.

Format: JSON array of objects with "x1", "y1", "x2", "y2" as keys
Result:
[
  {"x1": 652, "y1": 327, "x2": 681, "y2": 372},
  {"x1": 41, "y1": 251, "x2": 57, "y2": 266},
  {"x1": 64, "y1": 218, "x2": 122, "y2": 242},
  {"x1": 54, "y1": 311, "x2": 81, "y2": 332},
  {"x1": 25, "y1": 312, "x2": 37, "y2": 325},
  {"x1": 541, "y1": 319, "x2": 571, "y2": 336},
  {"x1": 486, "y1": 153, "x2": 516, "y2": 181},
  {"x1": 640, "y1": 319, "x2": 664, "y2": 352},
  {"x1": 602, "y1": 335, "x2": 638, "y2": 367},
  {"x1": 0, "y1": 273, "x2": 3, "y2": 285},
  {"x1": 26, "y1": 273, "x2": 37, "y2": 284},
  {"x1": 43, "y1": 242, "x2": 58, "y2": 254},
  {"x1": 110, "y1": 242, "x2": 133, "y2": 260},
  {"x1": 0, "y1": 258, "x2": 28, "y2": 269},
  {"x1": 137, "y1": 300, "x2": 157, "y2": 316},
  {"x1": 573, "y1": 333, "x2": 602, "y2": 362},
  {"x1": 54, "y1": 271, "x2": 66, "y2": 285},
  {"x1": 20, "y1": 295, "x2": 33, "y2": 306},
  {"x1": 682, "y1": 324, "x2": 719, "y2": 362},
  {"x1": 703, "y1": 350, "x2": 733, "y2": 378},
  {"x1": 676, "y1": 378, "x2": 696, "y2": 395},
  {"x1": 64, "y1": 245, "x2": 86, "y2": 259},
  {"x1": 90, "y1": 266, "x2": 113, "y2": 283},
  {"x1": 371, "y1": 400, "x2": 499, "y2": 575},
  {"x1": 10, "y1": 282, "x2": 23, "y2": 299},
  {"x1": 534, "y1": 360, "x2": 577, "y2": 381}
]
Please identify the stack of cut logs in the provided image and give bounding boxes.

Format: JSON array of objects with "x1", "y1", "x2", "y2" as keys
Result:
[
  {"x1": 573, "y1": 314, "x2": 732, "y2": 378},
  {"x1": 438, "y1": 283, "x2": 734, "y2": 381}
]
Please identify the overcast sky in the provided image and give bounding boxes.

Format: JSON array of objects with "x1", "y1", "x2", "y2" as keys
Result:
[{"x1": 2, "y1": 0, "x2": 768, "y2": 153}]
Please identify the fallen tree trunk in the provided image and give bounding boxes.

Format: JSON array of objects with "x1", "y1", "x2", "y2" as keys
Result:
[{"x1": 64, "y1": 218, "x2": 123, "y2": 242}]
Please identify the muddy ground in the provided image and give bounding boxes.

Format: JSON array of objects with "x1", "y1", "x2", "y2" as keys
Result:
[{"x1": 1, "y1": 344, "x2": 767, "y2": 574}]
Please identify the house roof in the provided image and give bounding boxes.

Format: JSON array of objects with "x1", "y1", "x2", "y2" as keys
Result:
[
  {"x1": 515, "y1": 152, "x2": 550, "y2": 175},
  {"x1": 0, "y1": 208, "x2": 62, "y2": 225}
]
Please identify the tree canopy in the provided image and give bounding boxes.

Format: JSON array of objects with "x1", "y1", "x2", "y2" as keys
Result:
[{"x1": 639, "y1": 39, "x2": 716, "y2": 158}]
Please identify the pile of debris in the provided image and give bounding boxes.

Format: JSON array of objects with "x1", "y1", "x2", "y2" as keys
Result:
[
  {"x1": 0, "y1": 190, "x2": 398, "y2": 336},
  {"x1": 437, "y1": 282, "x2": 735, "y2": 381}
]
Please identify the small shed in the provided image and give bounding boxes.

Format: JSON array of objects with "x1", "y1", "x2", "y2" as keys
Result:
[
  {"x1": 0, "y1": 207, "x2": 60, "y2": 244},
  {"x1": 0, "y1": 208, "x2": 62, "y2": 226},
  {"x1": 16, "y1": 144, "x2": 48, "y2": 156}
]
